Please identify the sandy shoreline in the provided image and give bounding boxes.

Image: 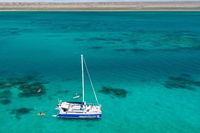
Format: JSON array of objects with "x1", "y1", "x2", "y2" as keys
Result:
[{"x1": 0, "y1": 2, "x2": 200, "y2": 11}]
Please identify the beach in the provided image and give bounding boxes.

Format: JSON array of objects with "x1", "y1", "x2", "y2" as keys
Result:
[{"x1": 0, "y1": 1, "x2": 200, "y2": 11}]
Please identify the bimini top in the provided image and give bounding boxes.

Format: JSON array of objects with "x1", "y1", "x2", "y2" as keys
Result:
[{"x1": 67, "y1": 102, "x2": 84, "y2": 105}]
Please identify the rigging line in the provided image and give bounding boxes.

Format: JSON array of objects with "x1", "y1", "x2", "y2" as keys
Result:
[{"x1": 83, "y1": 57, "x2": 99, "y2": 105}]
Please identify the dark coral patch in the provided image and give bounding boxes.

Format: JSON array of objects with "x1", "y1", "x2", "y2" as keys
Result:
[
  {"x1": 0, "y1": 99, "x2": 11, "y2": 105},
  {"x1": 99, "y1": 86, "x2": 127, "y2": 98},
  {"x1": 89, "y1": 37, "x2": 122, "y2": 42},
  {"x1": 6, "y1": 77, "x2": 26, "y2": 85},
  {"x1": 88, "y1": 46, "x2": 103, "y2": 50},
  {"x1": 128, "y1": 39, "x2": 140, "y2": 45},
  {"x1": 114, "y1": 48, "x2": 148, "y2": 53},
  {"x1": 109, "y1": 38, "x2": 122, "y2": 42},
  {"x1": 164, "y1": 75, "x2": 200, "y2": 91},
  {"x1": 0, "y1": 90, "x2": 12, "y2": 99},
  {"x1": 89, "y1": 37, "x2": 106, "y2": 41},
  {"x1": 180, "y1": 73, "x2": 191, "y2": 78},
  {"x1": 0, "y1": 90, "x2": 12, "y2": 105},
  {"x1": 18, "y1": 82, "x2": 46, "y2": 97},
  {"x1": 0, "y1": 81, "x2": 14, "y2": 89},
  {"x1": 12, "y1": 108, "x2": 33, "y2": 115},
  {"x1": 0, "y1": 28, "x2": 33, "y2": 37},
  {"x1": 0, "y1": 75, "x2": 47, "y2": 98},
  {"x1": 0, "y1": 76, "x2": 36, "y2": 89},
  {"x1": 20, "y1": 75, "x2": 38, "y2": 82},
  {"x1": 10, "y1": 107, "x2": 33, "y2": 119}
]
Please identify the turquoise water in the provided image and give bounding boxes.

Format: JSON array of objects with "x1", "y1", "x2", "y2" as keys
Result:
[{"x1": 0, "y1": 12, "x2": 200, "y2": 133}]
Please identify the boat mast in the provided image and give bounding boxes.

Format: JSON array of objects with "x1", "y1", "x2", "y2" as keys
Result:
[{"x1": 81, "y1": 54, "x2": 85, "y2": 103}]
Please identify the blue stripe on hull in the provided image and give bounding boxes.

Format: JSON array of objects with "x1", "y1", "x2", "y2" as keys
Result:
[{"x1": 56, "y1": 114, "x2": 101, "y2": 119}]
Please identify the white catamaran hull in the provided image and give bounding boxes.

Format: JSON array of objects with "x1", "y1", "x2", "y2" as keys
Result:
[{"x1": 53, "y1": 114, "x2": 101, "y2": 119}]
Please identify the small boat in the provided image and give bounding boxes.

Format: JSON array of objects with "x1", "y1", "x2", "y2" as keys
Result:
[
  {"x1": 37, "y1": 113, "x2": 46, "y2": 116},
  {"x1": 73, "y1": 93, "x2": 80, "y2": 99},
  {"x1": 53, "y1": 55, "x2": 102, "y2": 119}
]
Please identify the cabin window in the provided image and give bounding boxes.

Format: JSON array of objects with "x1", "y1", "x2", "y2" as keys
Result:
[{"x1": 62, "y1": 108, "x2": 68, "y2": 112}]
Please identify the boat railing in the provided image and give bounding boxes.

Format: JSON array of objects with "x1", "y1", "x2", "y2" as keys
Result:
[{"x1": 85, "y1": 103, "x2": 100, "y2": 106}]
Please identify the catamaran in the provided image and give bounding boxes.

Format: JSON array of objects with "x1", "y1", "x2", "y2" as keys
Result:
[{"x1": 53, "y1": 55, "x2": 102, "y2": 119}]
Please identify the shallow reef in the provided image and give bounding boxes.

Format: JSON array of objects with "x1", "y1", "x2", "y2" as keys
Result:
[
  {"x1": 0, "y1": 90, "x2": 12, "y2": 105},
  {"x1": 10, "y1": 107, "x2": 33, "y2": 119},
  {"x1": 128, "y1": 39, "x2": 140, "y2": 45},
  {"x1": 0, "y1": 99, "x2": 11, "y2": 105},
  {"x1": 0, "y1": 75, "x2": 47, "y2": 98},
  {"x1": 0, "y1": 80, "x2": 14, "y2": 89},
  {"x1": 99, "y1": 86, "x2": 127, "y2": 98},
  {"x1": 0, "y1": 28, "x2": 32, "y2": 37},
  {"x1": 109, "y1": 38, "x2": 122, "y2": 42},
  {"x1": 0, "y1": 75, "x2": 37, "y2": 89},
  {"x1": 88, "y1": 37, "x2": 122, "y2": 42},
  {"x1": 88, "y1": 46, "x2": 104, "y2": 50},
  {"x1": 0, "y1": 90, "x2": 12, "y2": 99},
  {"x1": 164, "y1": 74, "x2": 200, "y2": 91},
  {"x1": 115, "y1": 31, "x2": 200, "y2": 52},
  {"x1": 89, "y1": 37, "x2": 106, "y2": 41},
  {"x1": 114, "y1": 48, "x2": 148, "y2": 53},
  {"x1": 18, "y1": 82, "x2": 46, "y2": 97},
  {"x1": 180, "y1": 73, "x2": 191, "y2": 78}
]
